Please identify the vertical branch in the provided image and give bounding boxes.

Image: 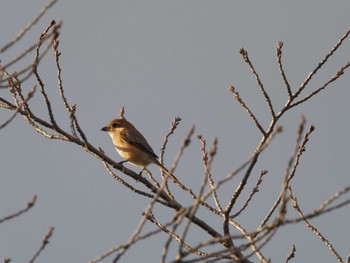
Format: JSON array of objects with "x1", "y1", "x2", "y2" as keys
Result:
[
  {"x1": 285, "y1": 245, "x2": 296, "y2": 263},
  {"x1": 276, "y1": 41, "x2": 292, "y2": 97},
  {"x1": 52, "y1": 27, "x2": 89, "y2": 143},
  {"x1": 33, "y1": 20, "x2": 58, "y2": 128},
  {"x1": 169, "y1": 125, "x2": 195, "y2": 174},
  {"x1": 160, "y1": 117, "x2": 181, "y2": 162},
  {"x1": 197, "y1": 135, "x2": 223, "y2": 213}
]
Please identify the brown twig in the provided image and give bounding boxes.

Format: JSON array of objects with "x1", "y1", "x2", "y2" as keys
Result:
[
  {"x1": 289, "y1": 187, "x2": 343, "y2": 263},
  {"x1": 240, "y1": 48, "x2": 276, "y2": 118},
  {"x1": 284, "y1": 186, "x2": 350, "y2": 224},
  {"x1": 277, "y1": 41, "x2": 293, "y2": 98},
  {"x1": 144, "y1": 210, "x2": 213, "y2": 259},
  {"x1": 159, "y1": 117, "x2": 181, "y2": 197},
  {"x1": 112, "y1": 179, "x2": 177, "y2": 263},
  {"x1": 260, "y1": 116, "x2": 306, "y2": 228},
  {"x1": 0, "y1": 196, "x2": 37, "y2": 223},
  {"x1": 231, "y1": 170, "x2": 267, "y2": 219},
  {"x1": 0, "y1": 85, "x2": 35, "y2": 129},
  {"x1": 33, "y1": 20, "x2": 58, "y2": 128},
  {"x1": 290, "y1": 62, "x2": 350, "y2": 108},
  {"x1": 229, "y1": 85, "x2": 266, "y2": 136},
  {"x1": 197, "y1": 135, "x2": 223, "y2": 213},
  {"x1": 294, "y1": 27, "x2": 350, "y2": 99},
  {"x1": 101, "y1": 156, "x2": 168, "y2": 205},
  {"x1": 90, "y1": 211, "x2": 184, "y2": 263},
  {"x1": 0, "y1": 0, "x2": 58, "y2": 53},
  {"x1": 285, "y1": 244, "x2": 296, "y2": 263},
  {"x1": 28, "y1": 227, "x2": 54, "y2": 263},
  {"x1": 169, "y1": 125, "x2": 195, "y2": 174}
]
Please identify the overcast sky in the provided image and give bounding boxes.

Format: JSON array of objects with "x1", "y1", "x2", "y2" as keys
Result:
[{"x1": 1, "y1": 1, "x2": 350, "y2": 262}]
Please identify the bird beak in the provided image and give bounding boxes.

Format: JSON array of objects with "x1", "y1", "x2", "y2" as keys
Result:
[{"x1": 101, "y1": 126, "x2": 108, "y2": 132}]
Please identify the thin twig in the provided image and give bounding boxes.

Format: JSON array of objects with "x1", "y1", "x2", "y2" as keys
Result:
[
  {"x1": 231, "y1": 170, "x2": 267, "y2": 219},
  {"x1": 197, "y1": 135, "x2": 223, "y2": 213},
  {"x1": 90, "y1": 211, "x2": 184, "y2": 263},
  {"x1": 144, "y1": 210, "x2": 212, "y2": 259},
  {"x1": 291, "y1": 62, "x2": 350, "y2": 108},
  {"x1": 229, "y1": 85, "x2": 266, "y2": 136},
  {"x1": 0, "y1": 196, "x2": 37, "y2": 223},
  {"x1": 28, "y1": 227, "x2": 54, "y2": 263},
  {"x1": 0, "y1": 86, "x2": 35, "y2": 129},
  {"x1": 294, "y1": 27, "x2": 350, "y2": 99},
  {"x1": 0, "y1": 0, "x2": 58, "y2": 53},
  {"x1": 276, "y1": 41, "x2": 292, "y2": 97},
  {"x1": 159, "y1": 117, "x2": 181, "y2": 197},
  {"x1": 33, "y1": 20, "x2": 58, "y2": 128},
  {"x1": 169, "y1": 125, "x2": 195, "y2": 174},
  {"x1": 289, "y1": 187, "x2": 343, "y2": 263},
  {"x1": 285, "y1": 244, "x2": 296, "y2": 263},
  {"x1": 260, "y1": 116, "x2": 306, "y2": 228},
  {"x1": 101, "y1": 157, "x2": 168, "y2": 205},
  {"x1": 229, "y1": 220, "x2": 268, "y2": 262},
  {"x1": 239, "y1": 48, "x2": 276, "y2": 118},
  {"x1": 112, "y1": 179, "x2": 175, "y2": 262}
]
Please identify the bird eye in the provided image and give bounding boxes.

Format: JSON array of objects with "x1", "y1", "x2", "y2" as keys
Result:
[{"x1": 112, "y1": 123, "x2": 119, "y2": 128}]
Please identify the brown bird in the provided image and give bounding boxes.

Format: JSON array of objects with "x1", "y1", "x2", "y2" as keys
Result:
[{"x1": 101, "y1": 118, "x2": 187, "y2": 190}]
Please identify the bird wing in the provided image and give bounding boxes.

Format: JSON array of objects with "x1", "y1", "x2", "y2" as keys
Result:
[{"x1": 120, "y1": 130, "x2": 159, "y2": 160}]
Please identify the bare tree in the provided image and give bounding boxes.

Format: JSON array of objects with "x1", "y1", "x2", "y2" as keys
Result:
[{"x1": 1, "y1": 2, "x2": 350, "y2": 262}]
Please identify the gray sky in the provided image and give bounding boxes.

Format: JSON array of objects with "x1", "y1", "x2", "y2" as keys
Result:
[{"x1": 1, "y1": 1, "x2": 350, "y2": 262}]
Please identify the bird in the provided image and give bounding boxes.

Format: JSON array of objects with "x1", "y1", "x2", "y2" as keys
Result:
[{"x1": 101, "y1": 117, "x2": 188, "y2": 191}]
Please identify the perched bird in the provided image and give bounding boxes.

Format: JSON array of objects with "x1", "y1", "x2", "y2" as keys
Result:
[{"x1": 101, "y1": 117, "x2": 186, "y2": 189}]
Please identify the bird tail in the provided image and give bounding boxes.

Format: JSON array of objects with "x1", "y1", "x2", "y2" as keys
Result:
[{"x1": 155, "y1": 160, "x2": 191, "y2": 193}]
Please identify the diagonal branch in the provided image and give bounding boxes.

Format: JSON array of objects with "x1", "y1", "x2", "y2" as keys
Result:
[
  {"x1": 240, "y1": 48, "x2": 276, "y2": 118},
  {"x1": 289, "y1": 187, "x2": 343, "y2": 263},
  {"x1": 0, "y1": 196, "x2": 37, "y2": 223},
  {"x1": 0, "y1": 0, "x2": 58, "y2": 53},
  {"x1": 294, "y1": 27, "x2": 350, "y2": 99},
  {"x1": 291, "y1": 62, "x2": 350, "y2": 108},
  {"x1": 229, "y1": 85, "x2": 266, "y2": 136}
]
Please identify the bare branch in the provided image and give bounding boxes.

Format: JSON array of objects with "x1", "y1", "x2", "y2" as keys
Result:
[
  {"x1": 112, "y1": 179, "x2": 173, "y2": 262},
  {"x1": 229, "y1": 85, "x2": 266, "y2": 136},
  {"x1": 260, "y1": 123, "x2": 314, "y2": 229},
  {"x1": 0, "y1": 86, "x2": 35, "y2": 129},
  {"x1": 285, "y1": 244, "x2": 296, "y2": 263},
  {"x1": 119, "y1": 106, "x2": 125, "y2": 118},
  {"x1": 289, "y1": 187, "x2": 343, "y2": 263},
  {"x1": 276, "y1": 41, "x2": 292, "y2": 97},
  {"x1": 33, "y1": 20, "x2": 59, "y2": 128},
  {"x1": 239, "y1": 48, "x2": 276, "y2": 118},
  {"x1": 291, "y1": 62, "x2": 350, "y2": 108},
  {"x1": 230, "y1": 170, "x2": 267, "y2": 219},
  {"x1": 28, "y1": 227, "x2": 54, "y2": 263},
  {"x1": 90, "y1": 211, "x2": 184, "y2": 263},
  {"x1": 0, "y1": 196, "x2": 37, "y2": 223},
  {"x1": 285, "y1": 186, "x2": 350, "y2": 224},
  {"x1": 294, "y1": 27, "x2": 350, "y2": 98},
  {"x1": 197, "y1": 135, "x2": 223, "y2": 213},
  {"x1": 169, "y1": 125, "x2": 195, "y2": 174},
  {"x1": 0, "y1": 0, "x2": 58, "y2": 53}
]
